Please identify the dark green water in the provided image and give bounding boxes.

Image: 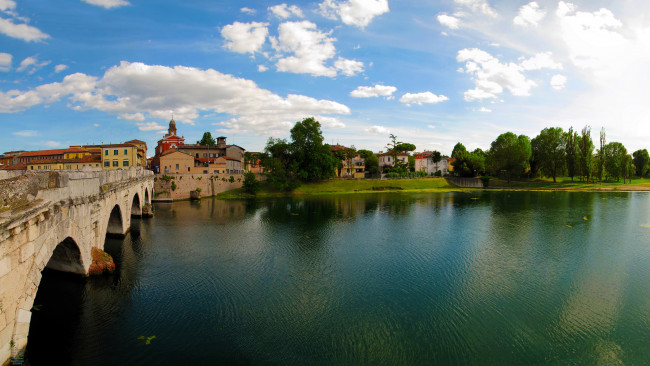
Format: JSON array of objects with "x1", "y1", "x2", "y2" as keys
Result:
[{"x1": 26, "y1": 192, "x2": 650, "y2": 365}]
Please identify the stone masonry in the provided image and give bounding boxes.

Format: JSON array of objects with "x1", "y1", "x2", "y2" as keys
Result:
[{"x1": 0, "y1": 167, "x2": 154, "y2": 366}]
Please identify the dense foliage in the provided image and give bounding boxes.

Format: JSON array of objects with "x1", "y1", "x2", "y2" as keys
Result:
[{"x1": 198, "y1": 132, "x2": 216, "y2": 146}]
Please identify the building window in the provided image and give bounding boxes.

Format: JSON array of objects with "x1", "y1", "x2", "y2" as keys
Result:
[
  {"x1": 113, "y1": 160, "x2": 118, "y2": 167},
  {"x1": 203, "y1": 153, "x2": 207, "y2": 157},
  {"x1": 104, "y1": 161, "x2": 109, "y2": 167},
  {"x1": 123, "y1": 160, "x2": 129, "y2": 167},
  {"x1": 196, "y1": 153, "x2": 199, "y2": 158},
  {"x1": 104, "y1": 150, "x2": 108, "y2": 156},
  {"x1": 113, "y1": 150, "x2": 118, "y2": 155},
  {"x1": 175, "y1": 164, "x2": 179, "y2": 170}
]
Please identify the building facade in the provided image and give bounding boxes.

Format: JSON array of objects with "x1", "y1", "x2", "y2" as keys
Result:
[
  {"x1": 378, "y1": 152, "x2": 409, "y2": 172},
  {"x1": 101, "y1": 144, "x2": 140, "y2": 170}
]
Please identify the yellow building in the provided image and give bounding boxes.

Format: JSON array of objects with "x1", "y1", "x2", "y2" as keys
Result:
[
  {"x1": 101, "y1": 144, "x2": 140, "y2": 170},
  {"x1": 125, "y1": 139, "x2": 148, "y2": 167},
  {"x1": 26, "y1": 155, "x2": 101, "y2": 170}
]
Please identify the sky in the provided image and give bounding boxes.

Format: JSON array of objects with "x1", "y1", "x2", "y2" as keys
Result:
[{"x1": 1, "y1": 0, "x2": 650, "y2": 157}]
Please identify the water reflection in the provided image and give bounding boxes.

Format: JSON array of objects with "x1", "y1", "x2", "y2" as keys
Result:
[{"x1": 25, "y1": 193, "x2": 650, "y2": 365}]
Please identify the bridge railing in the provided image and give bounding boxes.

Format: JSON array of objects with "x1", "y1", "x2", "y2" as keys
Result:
[{"x1": 0, "y1": 167, "x2": 153, "y2": 216}]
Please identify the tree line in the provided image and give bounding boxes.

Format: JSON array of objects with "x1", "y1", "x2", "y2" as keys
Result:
[{"x1": 450, "y1": 126, "x2": 649, "y2": 183}]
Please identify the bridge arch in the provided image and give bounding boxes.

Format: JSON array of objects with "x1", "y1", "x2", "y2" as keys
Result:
[
  {"x1": 106, "y1": 204, "x2": 125, "y2": 236},
  {"x1": 144, "y1": 187, "x2": 150, "y2": 205},
  {"x1": 131, "y1": 193, "x2": 142, "y2": 217},
  {"x1": 45, "y1": 237, "x2": 85, "y2": 275}
]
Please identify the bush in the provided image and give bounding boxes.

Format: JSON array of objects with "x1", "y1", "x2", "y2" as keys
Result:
[
  {"x1": 229, "y1": 176, "x2": 235, "y2": 183},
  {"x1": 171, "y1": 180, "x2": 177, "y2": 191},
  {"x1": 195, "y1": 187, "x2": 202, "y2": 193},
  {"x1": 480, "y1": 176, "x2": 490, "y2": 187},
  {"x1": 434, "y1": 170, "x2": 442, "y2": 177},
  {"x1": 243, "y1": 171, "x2": 260, "y2": 195}
]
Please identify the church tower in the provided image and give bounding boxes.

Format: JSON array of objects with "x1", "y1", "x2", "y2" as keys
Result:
[{"x1": 168, "y1": 118, "x2": 177, "y2": 136}]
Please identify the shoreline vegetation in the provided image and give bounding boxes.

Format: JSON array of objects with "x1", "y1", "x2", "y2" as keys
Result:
[{"x1": 216, "y1": 176, "x2": 650, "y2": 199}]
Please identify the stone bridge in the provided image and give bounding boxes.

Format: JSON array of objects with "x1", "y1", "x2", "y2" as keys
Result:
[{"x1": 0, "y1": 167, "x2": 154, "y2": 365}]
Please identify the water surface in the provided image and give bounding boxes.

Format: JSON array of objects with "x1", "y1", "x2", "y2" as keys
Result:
[{"x1": 26, "y1": 192, "x2": 650, "y2": 365}]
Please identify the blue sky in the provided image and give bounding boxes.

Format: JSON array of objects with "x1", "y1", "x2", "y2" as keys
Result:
[{"x1": 2, "y1": 0, "x2": 650, "y2": 156}]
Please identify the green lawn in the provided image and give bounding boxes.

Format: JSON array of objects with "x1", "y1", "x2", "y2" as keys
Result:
[
  {"x1": 216, "y1": 176, "x2": 650, "y2": 199},
  {"x1": 217, "y1": 177, "x2": 459, "y2": 198},
  {"x1": 488, "y1": 176, "x2": 650, "y2": 189}
]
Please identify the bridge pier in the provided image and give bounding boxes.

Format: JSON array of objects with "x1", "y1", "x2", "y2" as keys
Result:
[{"x1": 0, "y1": 168, "x2": 154, "y2": 366}]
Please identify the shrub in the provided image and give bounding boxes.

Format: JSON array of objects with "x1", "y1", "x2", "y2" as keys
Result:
[
  {"x1": 434, "y1": 170, "x2": 442, "y2": 177},
  {"x1": 480, "y1": 176, "x2": 490, "y2": 187},
  {"x1": 243, "y1": 171, "x2": 260, "y2": 195},
  {"x1": 195, "y1": 187, "x2": 202, "y2": 193},
  {"x1": 229, "y1": 176, "x2": 235, "y2": 183},
  {"x1": 171, "y1": 180, "x2": 177, "y2": 191}
]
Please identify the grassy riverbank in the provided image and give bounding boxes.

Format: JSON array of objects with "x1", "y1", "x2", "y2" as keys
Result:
[
  {"x1": 216, "y1": 176, "x2": 650, "y2": 199},
  {"x1": 217, "y1": 177, "x2": 460, "y2": 198},
  {"x1": 487, "y1": 177, "x2": 650, "y2": 191}
]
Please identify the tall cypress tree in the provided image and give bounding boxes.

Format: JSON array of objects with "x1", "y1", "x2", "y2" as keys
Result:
[{"x1": 566, "y1": 127, "x2": 577, "y2": 182}]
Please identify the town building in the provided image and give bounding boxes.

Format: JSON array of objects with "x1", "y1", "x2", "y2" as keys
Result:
[
  {"x1": 101, "y1": 144, "x2": 141, "y2": 170},
  {"x1": 414, "y1": 152, "x2": 450, "y2": 176},
  {"x1": 26, "y1": 155, "x2": 102, "y2": 170},
  {"x1": 331, "y1": 144, "x2": 365, "y2": 178},
  {"x1": 152, "y1": 118, "x2": 245, "y2": 174},
  {"x1": 378, "y1": 151, "x2": 409, "y2": 172}
]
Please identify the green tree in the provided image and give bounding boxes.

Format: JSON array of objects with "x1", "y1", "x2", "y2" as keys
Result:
[
  {"x1": 531, "y1": 127, "x2": 566, "y2": 183},
  {"x1": 603, "y1": 142, "x2": 627, "y2": 182},
  {"x1": 578, "y1": 126, "x2": 594, "y2": 181},
  {"x1": 633, "y1": 149, "x2": 649, "y2": 177},
  {"x1": 344, "y1": 146, "x2": 358, "y2": 176},
  {"x1": 487, "y1": 132, "x2": 531, "y2": 183},
  {"x1": 408, "y1": 155, "x2": 415, "y2": 172},
  {"x1": 242, "y1": 171, "x2": 260, "y2": 195},
  {"x1": 261, "y1": 138, "x2": 300, "y2": 191},
  {"x1": 385, "y1": 134, "x2": 415, "y2": 171},
  {"x1": 451, "y1": 143, "x2": 467, "y2": 159},
  {"x1": 358, "y1": 149, "x2": 379, "y2": 175},
  {"x1": 452, "y1": 148, "x2": 486, "y2": 177},
  {"x1": 290, "y1": 117, "x2": 336, "y2": 182},
  {"x1": 596, "y1": 128, "x2": 606, "y2": 183},
  {"x1": 198, "y1": 132, "x2": 216, "y2": 146},
  {"x1": 565, "y1": 127, "x2": 578, "y2": 182}
]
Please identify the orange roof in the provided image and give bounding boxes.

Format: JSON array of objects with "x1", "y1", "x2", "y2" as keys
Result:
[
  {"x1": 18, "y1": 148, "x2": 87, "y2": 158},
  {"x1": 125, "y1": 139, "x2": 146, "y2": 144},
  {"x1": 1, "y1": 163, "x2": 26, "y2": 170},
  {"x1": 26, "y1": 155, "x2": 101, "y2": 165},
  {"x1": 101, "y1": 144, "x2": 139, "y2": 148}
]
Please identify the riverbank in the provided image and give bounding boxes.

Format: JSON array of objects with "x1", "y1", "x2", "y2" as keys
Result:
[
  {"x1": 217, "y1": 177, "x2": 464, "y2": 198},
  {"x1": 216, "y1": 176, "x2": 650, "y2": 199}
]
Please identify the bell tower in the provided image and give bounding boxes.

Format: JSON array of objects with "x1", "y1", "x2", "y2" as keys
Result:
[{"x1": 168, "y1": 117, "x2": 177, "y2": 136}]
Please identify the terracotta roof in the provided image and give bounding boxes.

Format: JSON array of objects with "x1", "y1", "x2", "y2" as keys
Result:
[
  {"x1": 226, "y1": 144, "x2": 245, "y2": 150},
  {"x1": 101, "y1": 144, "x2": 139, "y2": 148},
  {"x1": 1, "y1": 163, "x2": 26, "y2": 170},
  {"x1": 17, "y1": 148, "x2": 88, "y2": 158},
  {"x1": 27, "y1": 155, "x2": 101, "y2": 165},
  {"x1": 125, "y1": 139, "x2": 146, "y2": 144},
  {"x1": 160, "y1": 149, "x2": 192, "y2": 157}
]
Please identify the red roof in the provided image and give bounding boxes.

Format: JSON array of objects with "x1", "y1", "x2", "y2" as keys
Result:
[
  {"x1": 101, "y1": 144, "x2": 139, "y2": 148},
  {"x1": 18, "y1": 148, "x2": 87, "y2": 158},
  {"x1": 27, "y1": 155, "x2": 101, "y2": 165},
  {"x1": 1, "y1": 163, "x2": 26, "y2": 170},
  {"x1": 378, "y1": 151, "x2": 410, "y2": 157}
]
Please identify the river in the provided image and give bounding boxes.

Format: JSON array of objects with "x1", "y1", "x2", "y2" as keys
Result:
[{"x1": 25, "y1": 191, "x2": 650, "y2": 365}]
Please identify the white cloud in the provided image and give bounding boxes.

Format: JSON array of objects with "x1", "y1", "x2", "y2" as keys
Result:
[
  {"x1": 240, "y1": 7, "x2": 256, "y2": 15},
  {"x1": 399, "y1": 92, "x2": 449, "y2": 106},
  {"x1": 514, "y1": 2, "x2": 546, "y2": 27},
  {"x1": 0, "y1": 52, "x2": 11, "y2": 71},
  {"x1": 54, "y1": 64, "x2": 68, "y2": 73},
  {"x1": 93, "y1": 123, "x2": 100, "y2": 127},
  {"x1": 0, "y1": 16, "x2": 49, "y2": 42},
  {"x1": 42, "y1": 140, "x2": 63, "y2": 148},
  {"x1": 318, "y1": 0, "x2": 389, "y2": 28},
  {"x1": 16, "y1": 56, "x2": 50, "y2": 74},
  {"x1": 0, "y1": 61, "x2": 351, "y2": 136},
  {"x1": 119, "y1": 112, "x2": 145, "y2": 121},
  {"x1": 365, "y1": 125, "x2": 389, "y2": 134},
  {"x1": 258, "y1": 65, "x2": 268, "y2": 72},
  {"x1": 550, "y1": 74, "x2": 567, "y2": 90},
  {"x1": 273, "y1": 21, "x2": 363, "y2": 77},
  {"x1": 437, "y1": 14, "x2": 460, "y2": 29},
  {"x1": 269, "y1": 4, "x2": 303, "y2": 19},
  {"x1": 334, "y1": 57, "x2": 364, "y2": 76},
  {"x1": 454, "y1": 0, "x2": 497, "y2": 18},
  {"x1": 556, "y1": 1, "x2": 627, "y2": 75},
  {"x1": 81, "y1": 0, "x2": 130, "y2": 9},
  {"x1": 479, "y1": 107, "x2": 492, "y2": 112},
  {"x1": 136, "y1": 122, "x2": 166, "y2": 131},
  {"x1": 13, "y1": 129, "x2": 37, "y2": 137},
  {"x1": 457, "y1": 48, "x2": 566, "y2": 101},
  {"x1": 350, "y1": 84, "x2": 396, "y2": 98},
  {"x1": 221, "y1": 21, "x2": 269, "y2": 54},
  {"x1": 520, "y1": 52, "x2": 562, "y2": 70}
]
